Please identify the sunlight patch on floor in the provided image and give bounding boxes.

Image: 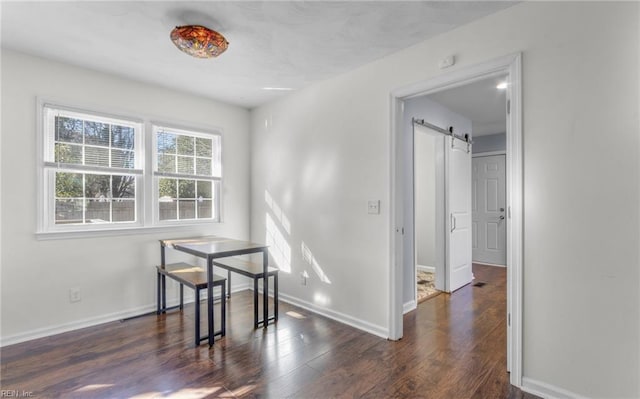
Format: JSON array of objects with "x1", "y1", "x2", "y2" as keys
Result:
[
  {"x1": 73, "y1": 384, "x2": 114, "y2": 393},
  {"x1": 286, "y1": 310, "x2": 307, "y2": 319},
  {"x1": 130, "y1": 387, "x2": 222, "y2": 399},
  {"x1": 228, "y1": 384, "x2": 256, "y2": 397}
]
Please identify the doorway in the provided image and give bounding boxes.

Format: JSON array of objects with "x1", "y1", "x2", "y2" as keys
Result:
[
  {"x1": 389, "y1": 53, "x2": 523, "y2": 386},
  {"x1": 473, "y1": 154, "x2": 507, "y2": 266},
  {"x1": 410, "y1": 75, "x2": 507, "y2": 301}
]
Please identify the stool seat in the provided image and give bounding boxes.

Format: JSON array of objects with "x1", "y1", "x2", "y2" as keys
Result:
[
  {"x1": 212, "y1": 257, "x2": 278, "y2": 328},
  {"x1": 156, "y1": 263, "x2": 226, "y2": 346},
  {"x1": 159, "y1": 263, "x2": 226, "y2": 289}
]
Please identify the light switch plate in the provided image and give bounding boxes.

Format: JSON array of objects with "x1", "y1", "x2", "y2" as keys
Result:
[{"x1": 368, "y1": 200, "x2": 380, "y2": 215}]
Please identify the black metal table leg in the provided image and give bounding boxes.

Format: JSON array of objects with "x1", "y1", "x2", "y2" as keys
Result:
[
  {"x1": 160, "y1": 242, "x2": 167, "y2": 314},
  {"x1": 221, "y1": 283, "x2": 226, "y2": 336},
  {"x1": 274, "y1": 272, "x2": 278, "y2": 322},
  {"x1": 263, "y1": 250, "x2": 268, "y2": 328},
  {"x1": 253, "y1": 277, "x2": 259, "y2": 329},
  {"x1": 156, "y1": 270, "x2": 161, "y2": 315},
  {"x1": 160, "y1": 242, "x2": 166, "y2": 266},
  {"x1": 195, "y1": 287, "x2": 201, "y2": 346},
  {"x1": 161, "y1": 274, "x2": 166, "y2": 313},
  {"x1": 207, "y1": 256, "x2": 215, "y2": 347}
]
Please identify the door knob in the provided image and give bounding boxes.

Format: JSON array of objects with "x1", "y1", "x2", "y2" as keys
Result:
[{"x1": 499, "y1": 215, "x2": 505, "y2": 220}]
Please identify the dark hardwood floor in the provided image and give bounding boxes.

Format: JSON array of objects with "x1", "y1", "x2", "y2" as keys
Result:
[{"x1": 1, "y1": 264, "x2": 538, "y2": 398}]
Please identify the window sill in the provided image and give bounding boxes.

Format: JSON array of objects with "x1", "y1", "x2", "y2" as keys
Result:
[{"x1": 35, "y1": 221, "x2": 221, "y2": 241}]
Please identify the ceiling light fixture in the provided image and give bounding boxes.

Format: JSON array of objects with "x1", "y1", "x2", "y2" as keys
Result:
[
  {"x1": 496, "y1": 82, "x2": 508, "y2": 90},
  {"x1": 170, "y1": 25, "x2": 229, "y2": 59}
]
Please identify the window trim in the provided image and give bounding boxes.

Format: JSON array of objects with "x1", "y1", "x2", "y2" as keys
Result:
[
  {"x1": 151, "y1": 123, "x2": 222, "y2": 225},
  {"x1": 36, "y1": 98, "x2": 224, "y2": 239}
]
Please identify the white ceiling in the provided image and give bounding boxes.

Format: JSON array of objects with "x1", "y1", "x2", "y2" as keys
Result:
[
  {"x1": 1, "y1": 1, "x2": 516, "y2": 109},
  {"x1": 429, "y1": 75, "x2": 507, "y2": 137}
]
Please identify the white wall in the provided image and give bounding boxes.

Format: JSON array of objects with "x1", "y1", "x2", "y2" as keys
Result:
[
  {"x1": 250, "y1": 81, "x2": 390, "y2": 336},
  {"x1": 251, "y1": 2, "x2": 639, "y2": 398},
  {"x1": 472, "y1": 132, "x2": 505, "y2": 154},
  {"x1": 0, "y1": 50, "x2": 251, "y2": 345},
  {"x1": 403, "y1": 96, "x2": 472, "y2": 303}
]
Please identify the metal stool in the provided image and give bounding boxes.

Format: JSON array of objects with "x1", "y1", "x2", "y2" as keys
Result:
[{"x1": 156, "y1": 262, "x2": 226, "y2": 346}]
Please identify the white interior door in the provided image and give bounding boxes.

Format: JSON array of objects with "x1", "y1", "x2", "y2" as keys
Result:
[
  {"x1": 472, "y1": 155, "x2": 506, "y2": 265},
  {"x1": 446, "y1": 137, "x2": 473, "y2": 292}
]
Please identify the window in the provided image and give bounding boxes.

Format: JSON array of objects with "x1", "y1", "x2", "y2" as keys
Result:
[
  {"x1": 38, "y1": 101, "x2": 223, "y2": 236},
  {"x1": 154, "y1": 125, "x2": 221, "y2": 222},
  {"x1": 41, "y1": 105, "x2": 143, "y2": 231}
]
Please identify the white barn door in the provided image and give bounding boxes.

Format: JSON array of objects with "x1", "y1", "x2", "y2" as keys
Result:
[{"x1": 446, "y1": 137, "x2": 473, "y2": 292}]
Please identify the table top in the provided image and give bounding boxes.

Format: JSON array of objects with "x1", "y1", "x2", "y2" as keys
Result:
[{"x1": 161, "y1": 236, "x2": 268, "y2": 259}]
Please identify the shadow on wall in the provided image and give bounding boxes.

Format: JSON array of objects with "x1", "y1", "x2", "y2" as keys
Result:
[
  {"x1": 264, "y1": 190, "x2": 333, "y2": 287},
  {"x1": 265, "y1": 190, "x2": 291, "y2": 273},
  {"x1": 302, "y1": 242, "x2": 332, "y2": 284}
]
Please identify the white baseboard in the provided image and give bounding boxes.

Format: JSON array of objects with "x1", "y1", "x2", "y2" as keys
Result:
[
  {"x1": 276, "y1": 292, "x2": 388, "y2": 339},
  {"x1": 522, "y1": 377, "x2": 589, "y2": 399},
  {"x1": 417, "y1": 264, "x2": 436, "y2": 273},
  {"x1": 0, "y1": 283, "x2": 251, "y2": 347},
  {"x1": 6, "y1": 286, "x2": 388, "y2": 347},
  {"x1": 0, "y1": 303, "x2": 157, "y2": 348},
  {"x1": 403, "y1": 300, "x2": 417, "y2": 314}
]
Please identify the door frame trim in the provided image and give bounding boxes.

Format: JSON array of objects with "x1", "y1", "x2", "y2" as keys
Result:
[{"x1": 388, "y1": 52, "x2": 523, "y2": 387}]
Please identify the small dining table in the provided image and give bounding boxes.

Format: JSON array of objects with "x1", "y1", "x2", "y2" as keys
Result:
[{"x1": 160, "y1": 236, "x2": 271, "y2": 346}]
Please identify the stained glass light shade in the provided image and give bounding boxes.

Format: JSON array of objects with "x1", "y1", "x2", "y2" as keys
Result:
[{"x1": 170, "y1": 25, "x2": 229, "y2": 58}]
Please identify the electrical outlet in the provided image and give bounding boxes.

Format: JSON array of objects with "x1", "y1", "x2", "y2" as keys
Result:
[
  {"x1": 438, "y1": 55, "x2": 455, "y2": 69},
  {"x1": 69, "y1": 287, "x2": 81, "y2": 303}
]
